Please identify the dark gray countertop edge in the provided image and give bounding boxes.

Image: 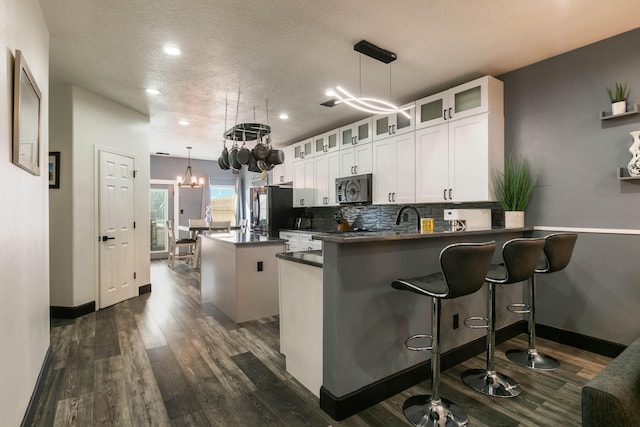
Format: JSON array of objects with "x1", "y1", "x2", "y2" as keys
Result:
[
  {"x1": 202, "y1": 233, "x2": 286, "y2": 247},
  {"x1": 312, "y1": 227, "x2": 534, "y2": 244},
  {"x1": 276, "y1": 251, "x2": 323, "y2": 268}
]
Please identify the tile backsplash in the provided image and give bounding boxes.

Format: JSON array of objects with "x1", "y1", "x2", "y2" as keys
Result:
[{"x1": 297, "y1": 202, "x2": 504, "y2": 232}]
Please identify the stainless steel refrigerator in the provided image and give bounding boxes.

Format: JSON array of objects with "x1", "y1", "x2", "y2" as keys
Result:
[{"x1": 249, "y1": 186, "x2": 294, "y2": 235}]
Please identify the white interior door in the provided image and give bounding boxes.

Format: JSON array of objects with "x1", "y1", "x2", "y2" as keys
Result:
[{"x1": 99, "y1": 150, "x2": 136, "y2": 308}]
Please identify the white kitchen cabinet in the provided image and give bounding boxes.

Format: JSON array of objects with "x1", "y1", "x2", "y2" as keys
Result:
[
  {"x1": 299, "y1": 232, "x2": 322, "y2": 251},
  {"x1": 372, "y1": 133, "x2": 415, "y2": 204},
  {"x1": 293, "y1": 138, "x2": 314, "y2": 161},
  {"x1": 415, "y1": 112, "x2": 504, "y2": 203},
  {"x1": 278, "y1": 231, "x2": 322, "y2": 252},
  {"x1": 271, "y1": 145, "x2": 294, "y2": 184},
  {"x1": 372, "y1": 102, "x2": 416, "y2": 141},
  {"x1": 313, "y1": 128, "x2": 340, "y2": 156},
  {"x1": 339, "y1": 143, "x2": 372, "y2": 177},
  {"x1": 314, "y1": 151, "x2": 340, "y2": 206},
  {"x1": 293, "y1": 158, "x2": 314, "y2": 207},
  {"x1": 279, "y1": 231, "x2": 300, "y2": 252},
  {"x1": 278, "y1": 257, "x2": 323, "y2": 397},
  {"x1": 339, "y1": 117, "x2": 373, "y2": 148},
  {"x1": 415, "y1": 75, "x2": 503, "y2": 129}
]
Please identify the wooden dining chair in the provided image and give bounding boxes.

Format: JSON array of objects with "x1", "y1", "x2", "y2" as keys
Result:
[{"x1": 167, "y1": 220, "x2": 196, "y2": 268}]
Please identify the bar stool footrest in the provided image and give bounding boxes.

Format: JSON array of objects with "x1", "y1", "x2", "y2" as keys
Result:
[
  {"x1": 507, "y1": 303, "x2": 531, "y2": 314},
  {"x1": 463, "y1": 316, "x2": 489, "y2": 329},
  {"x1": 405, "y1": 334, "x2": 433, "y2": 352}
]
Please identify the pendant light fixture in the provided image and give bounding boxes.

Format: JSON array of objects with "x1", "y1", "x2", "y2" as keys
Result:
[
  {"x1": 325, "y1": 40, "x2": 411, "y2": 119},
  {"x1": 177, "y1": 146, "x2": 204, "y2": 188}
]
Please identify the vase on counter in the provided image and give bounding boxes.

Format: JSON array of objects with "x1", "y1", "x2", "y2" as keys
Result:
[
  {"x1": 628, "y1": 131, "x2": 640, "y2": 177},
  {"x1": 504, "y1": 211, "x2": 525, "y2": 228}
]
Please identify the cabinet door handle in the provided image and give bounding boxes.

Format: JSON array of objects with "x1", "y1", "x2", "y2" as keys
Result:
[
  {"x1": 301, "y1": 198, "x2": 304, "y2": 206},
  {"x1": 388, "y1": 125, "x2": 392, "y2": 135},
  {"x1": 392, "y1": 192, "x2": 396, "y2": 202},
  {"x1": 443, "y1": 189, "x2": 447, "y2": 200},
  {"x1": 280, "y1": 176, "x2": 284, "y2": 183},
  {"x1": 449, "y1": 188, "x2": 452, "y2": 200},
  {"x1": 392, "y1": 124, "x2": 396, "y2": 134},
  {"x1": 324, "y1": 146, "x2": 328, "y2": 153},
  {"x1": 448, "y1": 107, "x2": 453, "y2": 120},
  {"x1": 354, "y1": 136, "x2": 358, "y2": 145},
  {"x1": 388, "y1": 193, "x2": 391, "y2": 202},
  {"x1": 443, "y1": 109, "x2": 447, "y2": 120},
  {"x1": 354, "y1": 166, "x2": 358, "y2": 174}
]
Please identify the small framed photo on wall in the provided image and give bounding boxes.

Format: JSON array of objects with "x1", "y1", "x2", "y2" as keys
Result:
[{"x1": 49, "y1": 152, "x2": 60, "y2": 189}]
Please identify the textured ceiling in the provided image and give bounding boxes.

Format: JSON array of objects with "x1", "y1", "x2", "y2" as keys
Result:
[{"x1": 39, "y1": 0, "x2": 640, "y2": 161}]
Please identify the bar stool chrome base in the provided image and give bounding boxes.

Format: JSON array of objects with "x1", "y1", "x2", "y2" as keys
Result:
[
  {"x1": 402, "y1": 395, "x2": 469, "y2": 427},
  {"x1": 506, "y1": 348, "x2": 560, "y2": 370},
  {"x1": 461, "y1": 369, "x2": 522, "y2": 398}
]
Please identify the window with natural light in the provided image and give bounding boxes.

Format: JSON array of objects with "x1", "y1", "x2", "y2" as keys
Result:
[{"x1": 210, "y1": 185, "x2": 237, "y2": 225}]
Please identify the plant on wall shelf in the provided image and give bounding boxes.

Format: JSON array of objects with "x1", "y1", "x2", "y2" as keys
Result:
[
  {"x1": 493, "y1": 154, "x2": 537, "y2": 211},
  {"x1": 606, "y1": 82, "x2": 630, "y2": 103},
  {"x1": 607, "y1": 82, "x2": 630, "y2": 115}
]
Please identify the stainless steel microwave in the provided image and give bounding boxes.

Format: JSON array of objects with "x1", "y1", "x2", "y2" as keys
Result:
[{"x1": 336, "y1": 174, "x2": 372, "y2": 204}]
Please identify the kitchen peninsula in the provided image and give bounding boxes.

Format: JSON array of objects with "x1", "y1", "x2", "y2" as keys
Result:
[
  {"x1": 283, "y1": 227, "x2": 534, "y2": 420},
  {"x1": 200, "y1": 232, "x2": 285, "y2": 323}
]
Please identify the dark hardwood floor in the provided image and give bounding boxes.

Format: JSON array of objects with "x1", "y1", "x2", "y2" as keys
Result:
[{"x1": 30, "y1": 259, "x2": 610, "y2": 426}]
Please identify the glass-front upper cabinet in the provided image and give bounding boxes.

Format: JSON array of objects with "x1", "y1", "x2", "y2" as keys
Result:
[
  {"x1": 372, "y1": 102, "x2": 416, "y2": 141},
  {"x1": 340, "y1": 117, "x2": 373, "y2": 148},
  {"x1": 293, "y1": 138, "x2": 314, "y2": 161},
  {"x1": 415, "y1": 76, "x2": 503, "y2": 129},
  {"x1": 313, "y1": 128, "x2": 340, "y2": 155}
]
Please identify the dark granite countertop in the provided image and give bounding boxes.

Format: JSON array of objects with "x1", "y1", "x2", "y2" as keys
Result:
[
  {"x1": 276, "y1": 250, "x2": 323, "y2": 268},
  {"x1": 202, "y1": 231, "x2": 286, "y2": 247},
  {"x1": 312, "y1": 227, "x2": 534, "y2": 244}
]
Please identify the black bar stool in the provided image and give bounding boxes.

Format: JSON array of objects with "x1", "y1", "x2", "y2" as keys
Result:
[
  {"x1": 461, "y1": 237, "x2": 545, "y2": 398},
  {"x1": 391, "y1": 241, "x2": 496, "y2": 427},
  {"x1": 505, "y1": 232, "x2": 578, "y2": 370}
]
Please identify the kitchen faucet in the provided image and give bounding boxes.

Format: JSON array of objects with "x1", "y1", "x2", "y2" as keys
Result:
[{"x1": 395, "y1": 206, "x2": 421, "y2": 232}]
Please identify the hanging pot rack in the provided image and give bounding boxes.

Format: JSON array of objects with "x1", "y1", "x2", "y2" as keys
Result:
[{"x1": 223, "y1": 123, "x2": 271, "y2": 141}]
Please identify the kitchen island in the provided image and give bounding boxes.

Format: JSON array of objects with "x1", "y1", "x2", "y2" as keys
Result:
[
  {"x1": 200, "y1": 231, "x2": 285, "y2": 323},
  {"x1": 311, "y1": 227, "x2": 534, "y2": 420}
]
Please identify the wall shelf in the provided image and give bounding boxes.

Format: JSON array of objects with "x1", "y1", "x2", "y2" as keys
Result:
[
  {"x1": 617, "y1": 167, "x2": 640, "y2": 181},
  {"x1": 600, "y1": 104, "x2": 640, "y2": 120}
]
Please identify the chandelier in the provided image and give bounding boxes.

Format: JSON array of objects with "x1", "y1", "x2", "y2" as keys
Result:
[
  {"x1": 177, "y1": 146, "x2": 204, "y2": 188},
  {"x1": 325, "y1": 40, "x2": 411, "y2": 119}
]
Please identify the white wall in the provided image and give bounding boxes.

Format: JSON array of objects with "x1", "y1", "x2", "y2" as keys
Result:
[
  {"x1": 49, "y1": 85, "x2": 151, "y2": 307},
  {"x1": 0, "y1": 0, "x2": 50, "y2": 424}
]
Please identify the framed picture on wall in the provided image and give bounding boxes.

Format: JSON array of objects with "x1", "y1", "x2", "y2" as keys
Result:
[
  {"x1": 12, "y1": 49, "x2": 42, "y2": 176},
  {"x1": 49, "y1": 152, "x2": 60, "y2": 189}
]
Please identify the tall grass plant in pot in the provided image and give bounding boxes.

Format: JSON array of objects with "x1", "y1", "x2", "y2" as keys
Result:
[
  {"x1": 607, "y1": 82, "x2": 630, "y2": 115},
  {"x1": 493, "y1": 154, "x2": 538, "y2": 228}
]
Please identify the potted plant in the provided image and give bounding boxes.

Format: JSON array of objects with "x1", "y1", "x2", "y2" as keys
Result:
[
  {"x1": 607, "y1": 82, "x2": 630, "y2": 115},
  {"x1": 493, "y1": 154, "x2": 538, "y2": 228}
]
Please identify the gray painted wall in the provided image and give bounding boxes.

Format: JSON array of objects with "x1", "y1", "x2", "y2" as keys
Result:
[{"x1": 499, "y1": 28, "x2": 640, "y2": 345}]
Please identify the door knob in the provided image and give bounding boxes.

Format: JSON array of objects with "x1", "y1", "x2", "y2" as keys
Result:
[{"x1": 100, "y1": 236, "x2": 115, "y2": 242}]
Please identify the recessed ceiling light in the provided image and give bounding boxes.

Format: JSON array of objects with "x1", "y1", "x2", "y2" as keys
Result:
[
  {"x1": 163, "y1": 45, "x2": 181, "y2": 56},
  {"x1": 179, "y1": 120, "x2": 189, "y2": 126},
  {"x1": 279, "y1": 113, "x2": 289, "y2": 120},
  {"x1": 146, "y1": 88, "x2": 160, "y2": 95}
]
